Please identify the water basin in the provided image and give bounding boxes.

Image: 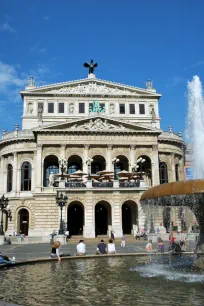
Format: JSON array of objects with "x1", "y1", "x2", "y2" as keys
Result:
[{"x1": 0, "y1": 256, "x2": 204, "y2": 306}]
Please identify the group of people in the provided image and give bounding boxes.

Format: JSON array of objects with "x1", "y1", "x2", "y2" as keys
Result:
[
  {"x1": 50, "y1": 239, "x2": 118, "y2": 262},
  {"x1": 145, "y1": 234, "x2": 188, "y2": 253}
]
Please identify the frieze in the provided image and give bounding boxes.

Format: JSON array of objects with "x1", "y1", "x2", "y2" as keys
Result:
[
  {"x1": 70, "y1": 118, "x2": 125, "y2": 131},
  {"x1": 47, "y1": 82, "x2": 139, "y2": 96}
]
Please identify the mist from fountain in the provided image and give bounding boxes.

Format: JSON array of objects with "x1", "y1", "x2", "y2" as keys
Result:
[{"x1": 186, "y1": 75, "x2": 204, "y2": 179}]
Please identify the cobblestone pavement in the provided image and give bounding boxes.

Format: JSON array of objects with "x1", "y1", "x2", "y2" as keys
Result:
[{"x1": 0, "y1": 239, "x2": 196, "y2": 262}]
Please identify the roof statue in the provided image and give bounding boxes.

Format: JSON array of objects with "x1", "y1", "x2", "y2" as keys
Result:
[{"x1": 84, "y1": 59, "x2": 98, "y2": 74}]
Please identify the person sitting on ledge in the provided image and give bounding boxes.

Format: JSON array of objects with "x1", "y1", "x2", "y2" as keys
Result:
[
  {"x1": 96, "y1": 240, "x2": 107, "y2": 254},
  {"x1": 107, "y1": 239, "x2": 116, "y2": 254},
  {"x1": 50, "y1": 241, "x2": 71, "y2": 262},
  {"x1": 157, "y1": 237, "x2": 164, "y2": 253},
  {"x1": 0, "y1": 252, "x2": 13, "y2": 265},
  {"x1": 145, "y1": 240, "x2": 153, "y2": 253},
  {"x1": 76, "y1": 240, "x2": 86, "y2": 256}
]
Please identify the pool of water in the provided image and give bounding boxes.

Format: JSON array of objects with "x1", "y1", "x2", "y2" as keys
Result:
[{"x1": 0, "y1": 256, "x2": 204, "y2": 306}]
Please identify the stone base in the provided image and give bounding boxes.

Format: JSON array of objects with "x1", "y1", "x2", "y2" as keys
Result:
[
  {"x1": 0, "y1": 235, "x2": 4, "y2": 245},
  {"x1": 56, "y1": 234, "x2": 66, "y2": 245},
  {"x1": 147, "y1": 233, "x2": 157, "y2": 243}
]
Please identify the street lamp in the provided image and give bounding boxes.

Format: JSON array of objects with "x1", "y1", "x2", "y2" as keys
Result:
[
  {"x1": 58, "y1": 158, "x2": 67, "y2": 180},
  {"x1": 134, "y1": 157, "x2": 146, "y2": 178},
  {"x1": 86, "y1": 157, "x2": 93, "y2": 180},
  {"x1": 112, "y1": 157, "x2": 120, "y2": 180},
  {"x1": 0, "y1": 195, "x2": 9, "y2": 235},
  {"x1": 56, "y1": 192, "x2": 68, "y2": 235}
]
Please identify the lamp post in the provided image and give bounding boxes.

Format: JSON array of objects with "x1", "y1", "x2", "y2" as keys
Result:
[
  {"x1": 56, "y1": 192, "x2": 68, "y2": 235},
  {"x1": 134, "y1": 157, "x2": 146, "y2": 178},
  {"x1": 58, "y1": 158, "x2": 67, "y2": 180},
  {"x1": 0, "y1": 195, "x2": 9, "y2": 235},
  {"x1": 86, "y1": 157, "x2": 93, "y2": 180},
  {"x1": 149, "y1": 214, "x2": 155, "y2": 234},
  {"x1": 112, "y1": 157, "x2": 120, "y2": 180}
]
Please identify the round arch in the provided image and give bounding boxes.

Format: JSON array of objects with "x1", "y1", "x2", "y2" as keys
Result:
[
  {"x1": 95, "y1": 201, "x2": 112, "y2": 236},
  {"x1": 115, "y1": 155, "x2": 129, "y2": 172},
  {"x1": 17, "y1": 208, "x2": 29, "y2": 235},
  {"x1": 91, "y1": 155, "x2": 106, "y2": 174},
  {"x1": 67, "y1": 201, "x2": 84, "y2": 236},
  {"x1": 159, "y1": 162, "x2": 168, "y2": 184},
  {"x1": 122, "y1": 200, "x2": 138, "y2": 235},
  {"x1": 137, "y1": 155, "x2": 152, "y2": 187},
  {"x1": 68, "y1": 155, "x2": 82, "y2": 174},
  {"x1": 43, "y1": 155, "x2": 59, "y2": 187}
]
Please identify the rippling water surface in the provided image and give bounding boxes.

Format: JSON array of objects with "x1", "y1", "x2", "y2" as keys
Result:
[{"x1": 0, "y1": 256, "x2": 204, "y2": 306}]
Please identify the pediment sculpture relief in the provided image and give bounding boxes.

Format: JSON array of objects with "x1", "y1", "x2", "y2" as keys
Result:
[
  {"x1": 48, "y1": 83, "x2": 138, "y2": 96},
  {"x1": 71, "y1": 118, "x2": 126, "y2": 131}
]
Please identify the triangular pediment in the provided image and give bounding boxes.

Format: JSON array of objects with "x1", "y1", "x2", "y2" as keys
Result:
[
  {"x1": 34, "y1": 115, "x2": 162, "y2": 134},
  {"x1": 21, "y1": 77, "x2": 161, "y2": 98}
]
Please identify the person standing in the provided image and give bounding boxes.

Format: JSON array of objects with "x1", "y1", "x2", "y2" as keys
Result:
[
  {"x1": 107, "y1": 239, "x2": 116, "y2": 254},
  {"x1": 121, "y1": 235, "x2": 126, "y2": 247},
  {"x1": 157, "y1": 237, "x2": 164, "y2": 253},
  {"x1": 76, "y1": 240, "x2": 86, "y2": 256},
  {"x1": 111, "y1": 230, "x2": 115, "y2": 240}
]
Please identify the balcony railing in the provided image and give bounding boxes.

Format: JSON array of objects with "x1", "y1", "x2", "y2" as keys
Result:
[
  {"x1": 65, "y1": 182, "x2": 86, "y2": 188},
  {"x1": 119, "y1": 181, "x2": 140, "y2": 188},
  {"x1": 92, "y1": 182, "x2": 113, "y2": 188}
]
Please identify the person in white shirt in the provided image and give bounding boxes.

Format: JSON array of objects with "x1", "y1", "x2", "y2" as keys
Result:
[
  {"x1": 107, "y1": 239, "x2": 116, "y2": 254},
  {"x1": 76, "y1": 240, "x2": 86, "y2": 256}
]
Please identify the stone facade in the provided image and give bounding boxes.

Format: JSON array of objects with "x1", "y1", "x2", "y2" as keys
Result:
[{"x1": 0, "y1": 73, "x2": 186, "y2": 238}]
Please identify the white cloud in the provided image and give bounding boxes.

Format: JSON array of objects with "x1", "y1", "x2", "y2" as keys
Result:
[
  {"x1": 30, "y1": 44, "x2": 47, "y2": 54},
  {"x1": 43, "y1": 15, "x2": 51, "y2": 20},
  {"x1": 0, "y1": 22, "x2": 16, "y2": 33},
  {"x1": 166, "y1": 77, "x2": 184, "y2": 88},
  {"x1": 0, "y1": 61, "x2": 25, "y2": 91}
]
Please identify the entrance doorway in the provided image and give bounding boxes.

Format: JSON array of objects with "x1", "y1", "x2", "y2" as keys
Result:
[
  {"x1": 122, "y1": 201, "x2": 138, "y2": 235},
  {"x1": 67, "y1": 202, "x2": 84, "y2": 236},
  {"x1": 95, "y1": 201, "x2": 111, "y2": 236},
  {"x1": 18, "y1": 209, "x2": 29, "y2": 235}
]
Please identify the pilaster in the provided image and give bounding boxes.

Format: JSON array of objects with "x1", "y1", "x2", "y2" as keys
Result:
[
  {"x1": 151, "y1": 145, "x2": 160, "y2": 186},
  {"x1": 0, "y1": 156, "x2": 4, "y2": 194},
  {"x1": 13, "y1": 153, "x2": 18, "y2": 194},
  {"x1": 36, "y1": 144, "x2": 43, "y2": 192},
  {"x1": 84, "y1": 191, "x2": 95, "y2": 238},
  {"x1": 106, "y1": 145, "x2": 113, "y2": 171},
  {"x1": 112, "y1": 191, "x2": 122, "y2": 237},
  {"x1": 83, "y1": 145, "x2": 89, "y2": 173},
  {"x1": 129, "y1": 145, "x2": 135, "y2": 171},
  {"x1": 171, "y1": 154, "x2": 176, "y2": 182}
]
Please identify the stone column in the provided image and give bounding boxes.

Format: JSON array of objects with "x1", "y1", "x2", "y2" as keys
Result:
[
  {"x1": 171, "y1": 154, "x2": 176, "y2": 182},
  {"x1": 83, "y1": 191, "x2": 95, "y2": 238},
  {"x1": 112, "y1": 191, "x2": 123, "y2": 237},
  {"x1": 151, "y1": 145, "x2": 160, "y2": 186},
  {"x1": 129, "y1": 145, "x2": 135, "y2": 171},
  {"x1": 106, "y1": 145, "x2": 113, "y2": 171},
  {"x1": 13, "y1": 152, "x2": 18, "y2": 194},
  {"x1": 83, "y1": 145, "x2": 89, "y2": 173},
  {"x1": 36, "y1": 145, "x2": 43, "y2": 192},
  {"x1": 0, "y1": 156, "x2": 4, "y2": 194},
  {"x1": 60, "y1": 145, "x2": 66, "y2": 159}
]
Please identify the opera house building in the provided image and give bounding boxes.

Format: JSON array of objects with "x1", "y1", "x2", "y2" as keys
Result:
[{"x1": 0, "y1": 67, "x2": 188, "y2": 239}]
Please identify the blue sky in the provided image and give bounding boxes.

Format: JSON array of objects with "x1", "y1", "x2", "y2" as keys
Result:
[{"x1": 0, "y1": 0, "x2": 204, "y2": 136}]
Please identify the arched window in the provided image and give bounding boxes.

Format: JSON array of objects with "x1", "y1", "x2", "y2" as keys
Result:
[
  {"x1": 159, "y1": 162, "x2": 168, "y2": 184},
  {"x1": 175, "y1": 164, "x2": 179, "y2": 181},
  {"x1": 21, "y1": 162, "x2": 32, "y2": 191},
  {"x1": 7, "y1": 164, "x2": 13, "y2": 192},
  {"x1": 43, "y1": 155, "x2": 59, "y2": 187},
  {"x1": 68, "y1": 155, "x2": 82, "y2": 174}
]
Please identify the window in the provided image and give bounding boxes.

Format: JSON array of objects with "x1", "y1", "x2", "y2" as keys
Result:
[
  {"x1": 45, "y1": 165, "x2": 59, "y2": 187},
  {"x1": 7, "y1": 164, "x2": 13, "y2": 192},
  {"x1": 68, "y1": 164, "x2": 80, "y2": 174},
  {"x1": 139, "y1": 104, "x2": 145, "y2": 114},
  {"x1": 119, "y1": 104, "x2": 125, "y2": 114},
  {"x1": 58, "y1": 103, "x2": 64, "y2": 113},
  {"x1": 175, "y1": 164, "x2": 179, "y2": 181},
  {"x1": 21, "y1": 162, "x2": 32, "y2": 191},
  {"x1": 159, "y1": 162, "x2": 168, "y2": 184},
  {"x1": 129, "y1": 104, "x2": 135, "y2": 114},
  {"x1": 48, "y1": 102, "x2": 54, "y2": 113},
  {"x1": 89, "y1": 102, "x2": 105, "y2": 113},
  {"x1": 79, "y1": 103, "x2": 85, "y2": 113}
]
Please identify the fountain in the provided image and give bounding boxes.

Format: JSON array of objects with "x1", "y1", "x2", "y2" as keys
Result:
[{"x1": 141, "y1": 76, "x2": 204, "y2": 268}]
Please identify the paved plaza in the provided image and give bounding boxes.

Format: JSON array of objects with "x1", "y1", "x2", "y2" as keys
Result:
[{"x1": 0, "y1": 239, "x2": 196, "y2": 262}]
